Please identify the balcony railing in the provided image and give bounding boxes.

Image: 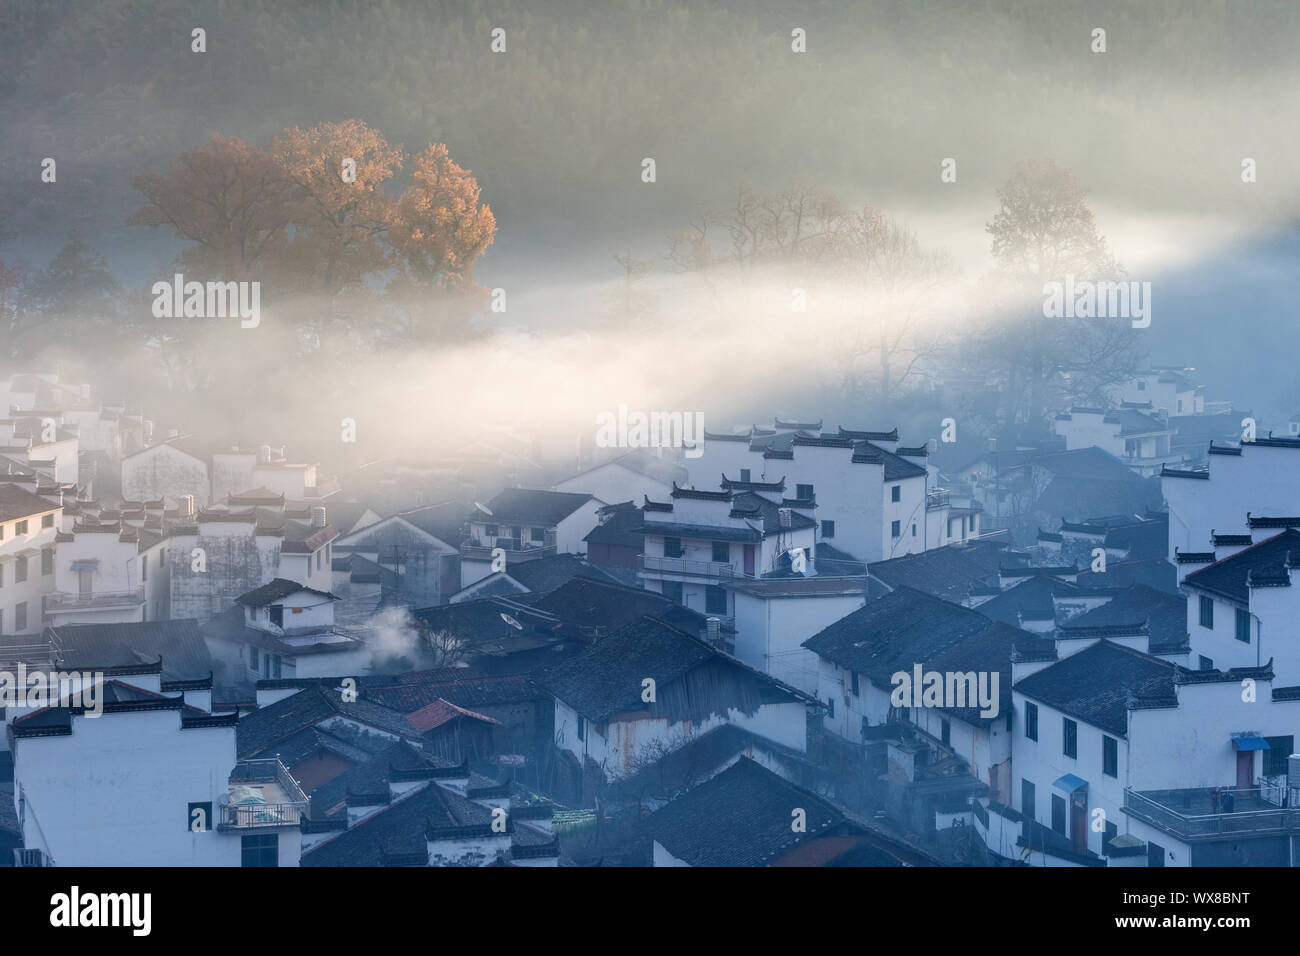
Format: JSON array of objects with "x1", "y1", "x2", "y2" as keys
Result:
[
  {"x1": 44, "y1": 588, "x2": 145, "y2": 613},
  {"x1": 926, "y1": 489, "x2": 950, "y2": 510},
  {"x1": 218, "y1": 759, "x2": 308, "y2": 830},
  {"x1": 460, "y1": 532, "x2": 557, "y2": 563},
  {"x1": 639, "y1": 554, "x2": 749, "y2": 578},
  {"x1": 1124, "y1": 785, "x2": 1300, "y2": 840}
]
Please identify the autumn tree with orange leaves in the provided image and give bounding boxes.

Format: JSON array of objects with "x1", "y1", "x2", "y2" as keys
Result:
[{"x1": 129, "y1": 121, "x2": 495, "y2": 350}]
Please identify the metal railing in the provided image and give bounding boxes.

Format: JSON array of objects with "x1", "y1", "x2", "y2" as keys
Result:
[
  {"x1": 1124, "y1": 785, "x2": 1300, "y2": 840},
  {"x1": 926, "y1": 489, "x2": 950, "y2": 510},
  {"x1": 45, "y1": 587, "x2": 145, "y2": 612},
  {"x1": 638, "y1": 554, "x2": 747, "y2": 578},
  {"x1": 218, "y1": 759, "x2": 308, "y2": 829}
]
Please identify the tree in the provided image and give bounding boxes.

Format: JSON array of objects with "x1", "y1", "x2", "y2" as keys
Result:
[{"x1": 20, "y1": 231, "x2": 122, "y2": 357}]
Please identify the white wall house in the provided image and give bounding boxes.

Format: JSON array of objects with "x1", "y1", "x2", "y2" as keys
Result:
[
  {"x1": 1106, "y1": 369, "x2": 1205, "y2": 418},
  {"x1": 46, "y1": 519, "x2": 170, "y2": 625},
  {"x1": 1053, "y1": 407, "x2": 1180, "y2": 477},
  {"x1": 460, "y1": 489, "x2": 603, "y2": 588},
  {"x1": 0, "y1": 484, "x2": 61, "y2": 636},
  {"x1": 121, "y1": 439, "x2": 210, "y2": 509}
]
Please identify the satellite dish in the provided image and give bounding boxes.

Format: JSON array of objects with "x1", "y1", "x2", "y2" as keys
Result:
[
  {"x1": 500, "y1": 613, "x2": 523, "y2": 630},
  {"x1": 475, "y1": 502, "x2": 493, "y2": 516}
]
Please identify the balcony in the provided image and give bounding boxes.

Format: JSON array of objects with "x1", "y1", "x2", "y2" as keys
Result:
[
  {"x1": 217, "y1": 759, "x2": 308, "y2": 830},
  {"x1": 639, "y1": 554, "x2": 748, "y2": 579},
  {"x1": 926, "y1": 489, "x2": 950, "y2": 510},
  {"x1": 460, "y1": 531, "x2": 556, "y2": 564},
  {"x1": 44, "y1": 588, "x2": 144, "y2": 615},
  {"x1": 1124, "y1": 785, "x2": 1300, "y2": 841}
]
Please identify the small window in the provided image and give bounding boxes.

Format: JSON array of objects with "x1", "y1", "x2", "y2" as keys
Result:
[
  {"x1": 890, "y1": 485, "x2": 901, "y2": 503},
  {"x1": 250, "y1": 646, "x2": 260, "y2": 670},
  {"x1": 576, "y1": 714, "x2": 585, "y2": 742},
  {"x1": 41, "y1": 513, "x2": 54, "y2": 529},
  {"x1": 269, "y1": 606, "x2": 284, "y2": 629},
  {"x1": 0, "y1": 524, "x2": 4, "y2": 539},
  {"x1": 1199, "y1": 595, "x2": 1213, "y2": 629},
  {"x1": 1264, "y1": 736, "x2": 1294, "y2": 776},
  {"x1": 1103, "y1": 735, "x2": 1118, "y2": 777},
  {"x1": 705, "y1": 585, "x2": 727, "y2": 614},
  {"x1": 821, "y1": 520, "x2": 835, "y2": 539},
  {"x1": 739, "y1": 469, "x2": 750, "y2": 483},
  {"x1": 661, "y1": 580, "x2": 683, "y2": 604},
  {"x1": 485, "y1": 523, "x2": 498, "y2": 537},
  {"x1": 1235, "y1": 608, "x2": 1250, "y2": 643},
  {"x1": 850, "y1": 671, "x2": 859, "y2": 696},
  {"x1": 530, "y1": 527, "x2": 545, "y2": 542},
  {"x1": 15, "y1": 520, "x2": 27, "y2": 535},
  {"x1": 14, "y1": 603, "x2": 26, "y2": 632},
  {"x1": 15, "y1": 557, "x2": 26, "y2": 583},
  {"x1": 142, "y1": 555, "x2": 147, "y2": 582},
  {"x1": 241, "y1": 833, "x2": 278, "y2": 867},
  {"x1": 1022, "y1": 779, "x2": 1036, "y2": 819},
  {"x1": 1137, "y1": 380, "x2": 1146, "y2": 391},
  {"x1": 1025, "y1": 702, "x2": 1038, "y2": 741},
  {"x1": 911, "y1": 523, "x2": 917, "y2": 537},
  {"x1": 826, "y1": 697, "x2": 835, "y2": 718},
  {"x1": 1051, "y1": 794, "x2": 1066, "y2": 834},
  {"x1": 940, "y1": 719, "x2": 951, "y2": 746},
  {"x1": 796, "y1": 484, "x2": 814, "y2": 501},
  {"x1": 273, "y1": 655, "x2": 282, "y2": 679},
  {"x1": 711, "y1": 541, "x2": 729, "y2": 563},
  {"x1": 188, "y1": 802, "x2": 213, "y2": 833},
  {"x1": 663, "y1": 536, "x2": 683, "y2": 558},
  {"x1": 1063, "y1": 718, "x2": 1077, "y2": 759},
  {"x1": 41, "y1": 550, "x2": 52, "y2": 576},
  {"x1": 1199, "y1": 655, "x2": 1214, "y2": 671},
  {"x1": 891, "y1": 520, "x2": 901, "y2": 538}
]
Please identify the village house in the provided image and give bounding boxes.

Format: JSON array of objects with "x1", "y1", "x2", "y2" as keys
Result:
[
  {"x1": 552, "y1": 448, "x2": 688, "y2": 507},
  {"x1": 1053, "y1": 406, "x2": 1183, "y2": 477},
  {"x1": 459, "y1": 488, "x2": 603, "y2": 589},
  {"x1": 0, "y1": 484, "x2": 62, "y2": 636}
]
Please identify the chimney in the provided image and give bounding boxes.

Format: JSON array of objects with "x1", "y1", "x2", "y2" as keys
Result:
[
  {"x1": 778, "y1": 507, "x2": 792, "y2": 528},
  {"x1": 258, "y1": 444, "x2": 272, "y2": 464},
  {"x1": 311, "y1": 506, "x2": 327, "y2": 529}
]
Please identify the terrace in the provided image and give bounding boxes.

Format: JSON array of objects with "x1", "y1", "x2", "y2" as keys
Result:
[
  {"x1": 217, "y1": 759, "x2": 309, "y2": 829},
  {"x1": 1124, "y1": 783, "x2": 1300, "y2": 841}
]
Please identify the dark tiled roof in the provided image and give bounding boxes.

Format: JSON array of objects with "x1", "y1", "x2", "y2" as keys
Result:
[
  {"x1": 483, "y1": 488, "x2": 593, "y2": 526},
  {"x1": 43, "y1": 620, "x2": 213, "y2": 685},
  {"x1": 976, "y1": 575, "x2": 1071, "y2": 627},
  {"x1": 583, "y1": 507, "x2": 646, "y2": 548},
  {"x1": 236, "y1": 684, "x2": 419, "y2": 757},
  {"x1": 868, "y1": 543, "x2": 1014, "y2": 603},
  {"x1": 1074, "y1": 558, "x2": 1177, "y2": 594},
  {"x1": 1182, "y1": 529, "x2": 1300, "y2": 603},
  {"x1": 536, "y1": 617, "x2": 802, "y2": 722},
  {"x1": 236, "y1": 578, "x2": 336, "y2": 607},
  {"x1": 926, "y1": 622, "x2": 1053, "y2": 725},
  {"x1": 637, "y1": 521, "x2": 762, "y2": 543},
  {"x1": 500, "y1": 554, "x2": 618, "y2": 594},
  {"x1": 395, "y1": 500, "x2": 469, "y2": 544},
  {"x1": 802, "y1": 586, "x2": 994, "y2": 688},
  {"x1": 1013, "y1": 640, "x2": 1176, "y2": 737},
  {"x1": 643, "y1": 758, "x2": 845, "y2": 866},
  {"x1": 850, "y1": 441, "x2": 927, "y2": 480},
  {"x1": 1060, "y1": 584, "x2": 1187, "y2": 652},
  {"x1": 361, "y1": 671, "x2": 548, "y2": 713},
  {"x1": 0, "y1": 483, "x2": 57, "y2": 521}
]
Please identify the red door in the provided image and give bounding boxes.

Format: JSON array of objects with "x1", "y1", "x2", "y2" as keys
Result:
[
  {"x1": 1237, "y1": 750, "x2": 1253, "y2": 788},
  {"x1": 1070, "y1": 792, "x2": 1088, "y2": 854}
]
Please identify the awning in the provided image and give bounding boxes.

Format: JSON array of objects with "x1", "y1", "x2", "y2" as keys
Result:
[
  {"x1": 1232, "y1": 736, "x2": 1271, "y2": 751},
  {"x1": 1053, "y1": 773, "x2": 1089, "y2": 794},
  {"x1": 69, "y1": 559, "x2": 100, "y2": 571}
]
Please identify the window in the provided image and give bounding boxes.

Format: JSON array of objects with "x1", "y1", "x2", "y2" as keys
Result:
[
  {"x1": 1264, "y1": 736, "x2": 1295, "y2": 776},
  {"x1": 41, "y1": 513, "x2": 54, "y2": 529},
  {"x1": 14, "y1": 603, "x2": 26, "y2": 632},
  {"x1": 705, "y1": 585, "x2": 727, "y2": 614},
  {"x1": 0, "y1": 524, "x2": 4, "y2": 539},
  {"x1": 250, "y1": 646, "x2": 259, "y2": 670},
  {"x1": 530, "y1": 527, "x2": 545, "y2": 542},
  {"x1": 269, "y1": 606, "x2": 284, "y2": 629},
  {"x1": 1147, "y1": 840, "x2": 1165, "y2": 868},
  {"x1": 315, "y1": 551, "x2": 322, "y2": 571},
  {"x1": 826, "y1": 697, "x2": 835, "y2": 718},
  {"x1": 141, "y1": 555, "x2": 147, "y2": 581},
  {"x1": 739, "y1": 469, "x2": 750, "y2": 482},
  {"x1": 891, "y1": 520, "x2": 901, "y2": 538},
  {"x1": 1137, "y1": 380, "x2": 1146, "y2": 391},
  {"x1": 41, "y1": 550, "x2": 52, "y2": 576},
  {"x1": 1024, "y1": 702, "x2": 1038, "y2": 741},
  {"x1": 14, "y1": 520, "x2": 26, "y2": 535},
  {"x1": 1177, "y1": 399, "x2": 1183, "y2": 413},
  {"x1": 712, "y1": 541, "x2": 729, "y2": 563},
  {"x1": 911, "y1": 523, "x2": 917, "y2": 537},
  {"x1": 188, "y1": 802, "x2": 212, "y2": 833},
  {"x1": 241, "y1": 834, "x2": 278, "y2": 867},
  {"x1": 821, "y1": 520, "x2": 835, "y2": 539},
  {"x1": 1199, "y1": 595, "x2": 1213, "y2": 629},
  {"x1": 1063, "y1": 718, "x2": 1077, "y2": 759},
  {"x1": 1103, "y1": 735, "x2": 1118, "y2": 777},
  {"x1": 940, "y1": 719, "x2": 951, "y2": 746},
  {"x1": 661, "y1": 580, "x2": 683, "y2": 604},
  {"x1": 796, "y1": 484, "x2": 814, "y2": 500},
  {"x1": 264, "y1": 654, "x2": 271, "y2": 678},
  {"x1": 14, "y1": 557, "x2": 26, "y2": 583},
  {"x1": 1021, "y1": 780, "x2": 1036, "y2": 819},
  {"x1": 1235, "y1": 608, "x2": 1251, "y2": 643},
  {"x1": 663, "y1": 536, "x2": 683, "y2": 558},
  {"x1": 1051, "y1": 794, "x2": 1066, "y2": 834},
  {"x1": 1199, "y1": 655, "x2": 1214, "y2": 671},
  {"x1": 890, "y1": 485, "x2": 900, "y2": 502},
  {"x1": 273, "y1": 655, "x2": 282, "y2": 679},
  {"x1": 485, "y1": 523, "x2": 498, "y2": 537},
  {"x1": 0, "y1": 565, "x2": 4, "y2": 587},
  {"x1": 850, "y1": 671, "x2": 859, "y2": 696},
  {"x1": 576, "y1": 714, "x2": 585, "y2": 742}
]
